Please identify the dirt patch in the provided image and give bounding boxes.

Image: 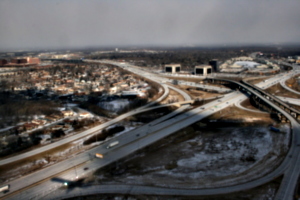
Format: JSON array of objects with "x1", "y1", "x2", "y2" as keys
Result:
[
  {"x1": 206, "y1": 105, "x2": 274, "y2": 124},
  {"x1": 265, "y1": 83, "x2": 300, "y2": 99},
  {"x1": 286, "y1": 76, "x2": 300, "y2": 93},
  {"x1": 181, "y1": 85, "x2": 221, "y2": 99},
  {"x1": 240, "y1": 98, "x2": 263, "y2": 111},
  {"x1": 168, "y1": 84, "x2": 221, "y2": 100},
  {"x1": 160, "y1": 88, "x2": 186, "y2": 104},
  {"x1": 246, "y1": 77, "x2": 270, "y2": 85}
]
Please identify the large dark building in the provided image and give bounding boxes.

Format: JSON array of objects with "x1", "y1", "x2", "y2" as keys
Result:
[
  {"x1": 0, "y1": 59, "x2": 8, "y2": 66},
  {"x1": 209, "y1": 59, "x2": 219, "y2": 72}
]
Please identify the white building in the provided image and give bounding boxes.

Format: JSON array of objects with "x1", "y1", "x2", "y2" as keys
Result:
[
  {"x1": 165, "y1": 64, "x2": 181, "y2": 73},
  {"x1": 194, "y1": 65, "x2": 212, "y2": 76}
]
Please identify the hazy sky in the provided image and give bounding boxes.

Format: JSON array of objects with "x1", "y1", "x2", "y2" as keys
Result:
[{"x1": 0, "y1": 0, "x2": 299, "y2": 50}]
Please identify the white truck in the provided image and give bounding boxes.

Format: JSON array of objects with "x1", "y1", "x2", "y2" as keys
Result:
[
  {"x1": 106, "y1": 141, "x2": 119, "y2": 149},
  {"x1": 0, "y1": 184, "x2": 10, "y2": 193}
]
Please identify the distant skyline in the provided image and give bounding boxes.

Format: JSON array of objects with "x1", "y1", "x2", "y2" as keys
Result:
[{"x1": 0, "y1": 0, "x2": 300, "y2": 51}]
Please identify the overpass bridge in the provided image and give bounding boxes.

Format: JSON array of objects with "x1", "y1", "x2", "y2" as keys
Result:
[
  {"x1": 206, "y1": 78, "x2": 300, "y2": 122},
  {"x1": 41, "y1": 76, "x2": 300, "y2": 200},
  {"x1": 241, "y1": 79, "x2": 300, "y2": 121},
  {"x1": 205, "y1": 77, "x2": 300, "y2": 199}
]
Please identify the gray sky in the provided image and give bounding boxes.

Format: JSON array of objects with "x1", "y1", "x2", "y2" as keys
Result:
[{"x1": 0, "y1": 0, "x2": 300, "y2": 50}]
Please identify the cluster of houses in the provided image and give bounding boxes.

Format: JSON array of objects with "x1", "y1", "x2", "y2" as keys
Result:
[
  {"x1": 0, "y1": 109, "x2": 94, "y2": 137},
  {"x1": 0, "y1": 62, "x2": 153, "y2": 151},
  {"x1": 10, "y1": 63, "x2": 150, "y2": 100}
]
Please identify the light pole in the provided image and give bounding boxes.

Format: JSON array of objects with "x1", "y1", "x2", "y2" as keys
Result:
[{"x1": 72, "y1": 163, "x2": 78, "y2": 179}]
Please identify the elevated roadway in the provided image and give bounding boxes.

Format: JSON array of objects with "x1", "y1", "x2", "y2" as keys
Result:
[
  {"x1": 38, "y1": 81, "x2": 299, "y2": 200},
  {"x1": 87, "y1": 60, "x2": 300, "y2": 200},
  {"x1": 2, "y1": 90, "x2": 248, "y2": 200},
  {"x1": 208, "y1": 78, "x2": 300, "y2": 200},
  {"x1": 241, "y1": 80, "x2": 300, "y2": 120}
]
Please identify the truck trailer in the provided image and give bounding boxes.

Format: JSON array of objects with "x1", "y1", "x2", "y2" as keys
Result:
[{"x1": 0, "y1": 184, "x2": 10, "y2": 193}]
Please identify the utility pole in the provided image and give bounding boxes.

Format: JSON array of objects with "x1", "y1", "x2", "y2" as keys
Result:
[{"x1": 73, "y1": 163, "x2": 78, "y2": 179}]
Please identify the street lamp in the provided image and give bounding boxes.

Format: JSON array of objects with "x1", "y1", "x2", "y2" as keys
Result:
[{"x1": 72, "y1": 163, "x2": 78, "y2": 179}]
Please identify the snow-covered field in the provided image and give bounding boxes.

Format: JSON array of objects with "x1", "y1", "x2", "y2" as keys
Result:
[
  {"x1": 98, "y1": 99, "x2": 130, "y2": 113},
  {"x1": 97, "y1": 124, "x2": 290, "y2": 189}
]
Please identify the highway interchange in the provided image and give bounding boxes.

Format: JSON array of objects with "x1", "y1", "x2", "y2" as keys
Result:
[{"x1": 1, "y1": 59, "x2": 300, "y2": 200}]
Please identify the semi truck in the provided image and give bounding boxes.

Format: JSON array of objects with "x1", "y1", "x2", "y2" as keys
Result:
[
  {"x1": 0, "y1": 184, "x2": 10, "y2": 193},
  {"x1": 106, "y1": 141, "x2": 119, "y2": 149}
]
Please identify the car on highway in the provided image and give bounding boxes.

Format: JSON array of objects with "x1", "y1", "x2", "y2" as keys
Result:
[
  {"x1": 106, "y1": 141, "x2": 119, "y2": 149},
  {"x1": 95, "y1": 153, "x2": 104, "y2": 158}
]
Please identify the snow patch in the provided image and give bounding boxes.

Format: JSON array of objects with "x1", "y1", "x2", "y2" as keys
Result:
[
  {"x1": 98, "y1": 99, "x2": 130, "y2": 113},
  {"x1": 234, "y1": 61, "x2": 260, "y2": 68}
]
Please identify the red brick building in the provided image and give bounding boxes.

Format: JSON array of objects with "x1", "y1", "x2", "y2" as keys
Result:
[
  {"x1": 11, "y1": 58, "x2": 27, "y2": 64},
  {"x1": 26, "y1": 57, "x2": 40, "y2": 64}
]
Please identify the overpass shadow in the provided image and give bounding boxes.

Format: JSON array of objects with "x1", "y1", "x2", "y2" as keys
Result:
[{"x1": 51, "y1": 177, "x2": 86, "y2": 191}]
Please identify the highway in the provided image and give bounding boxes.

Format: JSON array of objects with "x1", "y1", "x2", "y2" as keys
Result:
[
  {"x1": 0, "y1": 61, "x2": 193, "y2": 199},
  {"x1": 1, "y1": 61, "x2": 248, "y2": 200},
  {"x1": 32, "y1": 74, "x2": 299, "y2": 200},
  {"x1": 1, "y1": 59, "x2": 299, "y2": 200},
  {"x1": 88, "y1": 61, "x2": 300, "y2": 200},
  {"x1": 2, "y1": 88, "x2": 247, "y2": 200}
]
